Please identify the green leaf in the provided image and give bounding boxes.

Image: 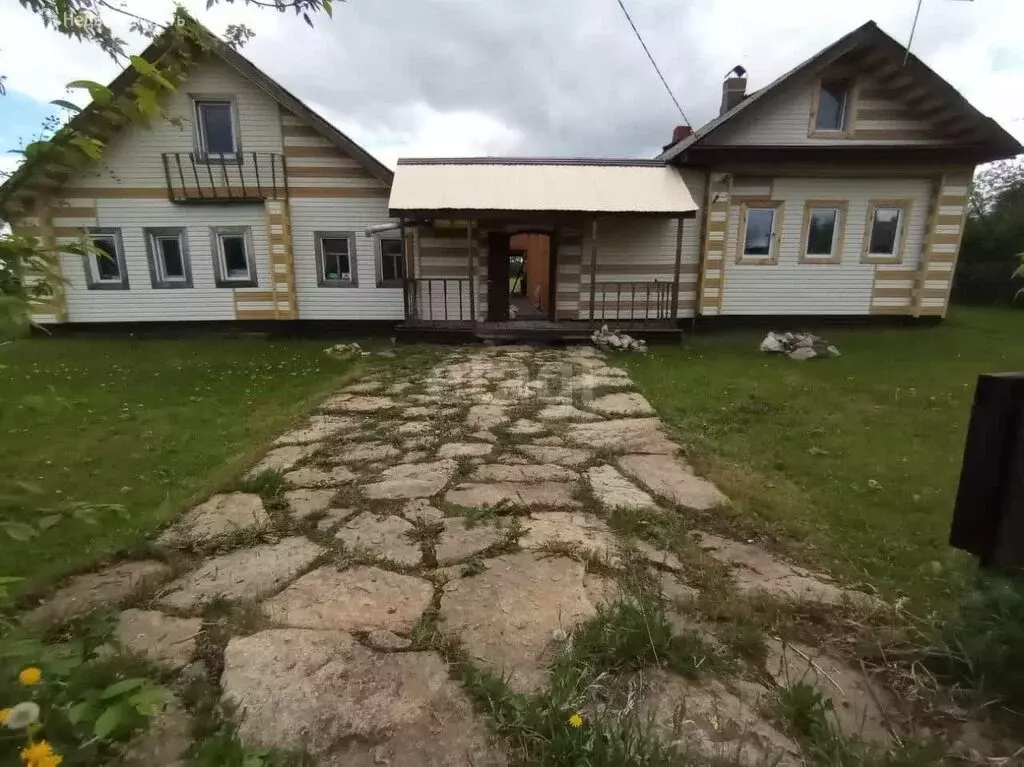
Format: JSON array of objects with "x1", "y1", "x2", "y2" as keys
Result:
[
  {"x1": 69, "y1": 134, "x2": 105, "y2": 160},
  {"x1": 322, "y1": 0, "x2": 333, "y2": 17},
  {"x1": 100, "y1": 677, "x2": 148, "y2": 700},
  {"x1": 1, "y1": 521, "x2": 38, "y2": 541},
  {"x1": 243, "y1": 755, "x2": 266, "y2": 767},
  {"x1": 37, "y1": 514, "x2": 62, "y2": 531},
  {"x1": 67, "y1": 79, "x2": 113, "y2": 105},
  {"x1": 50, "y1": 99, "x2": 82, "y2": 113},
  {"x1": 68, "y1": 701, "x2": 92, "y2": 726},
  {"x1": 130, "y1": 55, "x2": 176, "y2": 91},
  {"x1": 93, "y1": 702, "x2": 128, "y2": 739},
  {"x1": 128, "y1": 686, "x2": 168, "y2": 717}
]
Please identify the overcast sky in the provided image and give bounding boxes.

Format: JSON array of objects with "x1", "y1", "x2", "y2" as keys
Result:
[{"x1": 1, "y1": 0, "x2": 1022, "y2": 174}]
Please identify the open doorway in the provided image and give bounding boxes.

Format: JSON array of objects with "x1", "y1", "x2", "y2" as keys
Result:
[{"x1": 487, "y1": 230, "x2": 554, "y2": 322}]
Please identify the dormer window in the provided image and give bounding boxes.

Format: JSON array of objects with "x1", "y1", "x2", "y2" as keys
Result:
[
  {"x1": 194, "y1": 98, "x2": 238, "y2": 157},
  {"x1": 812, "y1": 79, "x2": 851, "y2": 134}
]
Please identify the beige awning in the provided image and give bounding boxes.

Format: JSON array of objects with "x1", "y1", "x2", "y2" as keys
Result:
[{"x1": 389, "y1": 159, "x2": 701, "y2": 216}]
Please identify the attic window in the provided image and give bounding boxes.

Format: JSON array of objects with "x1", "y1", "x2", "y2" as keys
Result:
[
  {"x1": 813, "y1": 79, "x2": 851, "y2": 133},
  {"x1": 195, "y1": 99, "x2": 238, "y2": 156}
]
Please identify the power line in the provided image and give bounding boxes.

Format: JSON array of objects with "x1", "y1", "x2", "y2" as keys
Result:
[{"x1": 615, "y1": 0, "x2": 691, "y2": 125}]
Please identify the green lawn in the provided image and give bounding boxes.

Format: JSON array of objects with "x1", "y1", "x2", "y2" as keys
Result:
[
  {"x1": 620, "y1": 306, "x2": 1023, "y2": 609},
  {"x1": 0, "y1": 337, "x2": 358, "y2": 593}
]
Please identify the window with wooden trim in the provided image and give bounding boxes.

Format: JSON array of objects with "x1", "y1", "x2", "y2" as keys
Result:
[
  {"x1": 211, "y1": 227, "x2": 257, "y2": 287},
  {"x1": 315, "y1": 231, "x2": 357, "y2": 287},
  {"x1": 862, "y1": 200, "x2": 911, "y2": 264},
  {"x1": 377, "y1": 236, "x2": 405, "y2": 287},
  {"x1": 83, "y1": 228, "x2": 129, "y2": 290},
  {"x1": 736, "y1": 201, "x2": 783, "y2": 264},
  {"x1": 810, "y1": 78, "x2": 852, "y2": 136},
  {"x1": 194, "y1": 98, "x2": 239, "y2": 157},
  {"x1": 145, "y1": 227, "x2": 192, "y2": 288},
  {"x1": 799, "y1": 201, "x2": 847, "y2": 263}
]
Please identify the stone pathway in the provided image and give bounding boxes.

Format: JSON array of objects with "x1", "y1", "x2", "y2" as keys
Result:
[{"x1": 24, "y1": 344, "x2": 896, "y2": 765}]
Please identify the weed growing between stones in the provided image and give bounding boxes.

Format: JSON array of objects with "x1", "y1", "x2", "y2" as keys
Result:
[{"x1": 233, "y1": 469, "x2": 286, "y2": 497}]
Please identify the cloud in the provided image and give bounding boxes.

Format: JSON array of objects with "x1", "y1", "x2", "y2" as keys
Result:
[{"x1": 0, "y1": 0, "x2": 1021, "y2": 170}]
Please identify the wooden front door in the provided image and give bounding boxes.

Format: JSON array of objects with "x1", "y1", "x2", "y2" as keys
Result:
[{"x1": 487, "y1": 232, "x2": 510, "y2": 321}]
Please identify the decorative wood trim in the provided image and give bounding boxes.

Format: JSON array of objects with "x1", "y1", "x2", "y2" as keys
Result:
[
  {"x1": 873, "y1": 268, "x2": 918, "y2": 281},
  {"x1": 32, "y1": 197, "x2": 67, "y2": 322},
  {"x1": 911, "y1": 177, "x2": 942, "y2": 317},
  {"x1": 283, "y1": 145, "x2": 343, "y2": 158},
  {"x1": 588, "y1": 218, "x2": 599, "y2": 321},
  {"x1": 798, "y1": 199, "x2": 848, "y2": 264},
  {"x1": 51, "y1": 206, "x2": 97, "y2": 219},
  {"x1": 288, "y1": 186, "x2": 389, "y2": 199},
  {"x1": 286, "y1": 165, "x2": 374, "y2": 179},
  {"x1": 735, "y1": 199, "x2": 784, "y2": 265},
  {"x1": 466, "y1": 221, "x2": 476, "y2": 322},
  {"x1": 860, "y1": 198, "x2": 912, "y2": 264},
  {"x1": 281, "y1": 124, "x2": 322, "y2": 138}
]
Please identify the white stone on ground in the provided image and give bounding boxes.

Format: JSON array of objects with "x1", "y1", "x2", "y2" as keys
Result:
[
  {"x1": 435, "y1": 519, "x2": 505, "y2": 565},
  {"x1": 403, "y1": 450, "x2": 429, "y2": 463},
  {"x1": 586, "y1": 465, "x2": 658, "y2": 510},
  {"x1": 765, "y1": 639, "x2": 893, "y2": 745},
  {"x1": 569, "y1": 373, "x2": 634, "y2": 391},
  {"x1": 440, "y1": 552, "x2": 611, "y2": 691},
  {"x1": 321, "y1": 395, "x2": 396, "y2": 413},
  {"x1": 530, "y1": 435, "x2": 565, "y2": 446},
  {"x1": 402, "y1": 499, "x2": 446, "y2": 524},
  {"x1": 25, "y1": 561, "x2": 171, "y2": 628},
  {"x1": 634, "y1": 540, "x2": 684, "y2": 572},
  {"x1": 221, "y1": 629, "x2": 504, "y2": 765},
  {"x1": 466, "y1": 404, "x2": 507, "y2": 430},
  {"x1": 696, "y1": 533, "x2": 881, "y2": 608},
  {"x1": 363, "y1": 459, "x2": 458, "y2": 499},
  {"x1": 519, "y1": 512, "x2": 620, "y2": 562},
  {"x1": 446, "y1": 482, "x2": 579, "y2": 510},
  {"x1": 336, "y1": 513, "x2": 422, "y2": 566},
  {"x1": 246, "y1": 444, "x2": 318, "y2": 477},
  {"x1": 586, "y1": 392, "x2": 655, "y2": 417},
  {"x1": 468, "y1": 430, "x2": 498, "y2": 443},
  {"x1": 158, "y1": 493, "x2": 269, "y2": 547},
  {"x1": 158, "y1": 537, "x2": 324, "y2": 611},
  {"x1": 385, "y1": 381, "x2": 413, "y2": 395},
  {"x1": 469, "y1": 463, "x2": 578, "y2": 483},
  {"x1": 273, "y1": 415, "x2": 356, "y2": 446},
  {"x1": 330, "y1": 442, "x2": 400, "y2": 463},
  {"x1": 282, "y1": 489, "x2": 336, "y2": 521},
  {"x1": 283, "y1": 464, "x2": 356, "y2": 489},
  {"x1": 565, "y1": 418, "x2": 677, "y2": 454},
  {"x1": 438, "y1": 442, "x2": 494, "y2": 459},
  {"x1": 262, "y1": 566, "x2": 432, "y2": 633},
  {"x1": 342, "y1": 381, "x2": 383, "y2": 394},
  {"x1": 403, "y1": 406, "x2": 433, "y2": 418},
  {"x1": 516, "y1": 445, "x2": 590, "y2": 467},
  {"x1": 506, "y1": 419, "x2": 545, "y2": 435},
  {"x1": 366, "y1": 629, "x2": 413, "y2": 651},
  {"x1": 115, "y1": 609, "x2": 201, "y2": 670},
  {"x1": 398, "y1": 421, "x2": 432, "y2": 436},
  {"x1": 536, "y1": 404, "x2": 601, "y2": 422},
  {"x1": 618, "y1": 453, "x2": 727, "y2": 510}
]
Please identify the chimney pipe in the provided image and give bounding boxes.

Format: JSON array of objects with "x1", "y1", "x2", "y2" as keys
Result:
[
  {"x1": 720, "y1": 65, "x2": 747, "y2": 116},
  {"x1": 662, "y1": 125, "x2": 692, "y2": 152}
]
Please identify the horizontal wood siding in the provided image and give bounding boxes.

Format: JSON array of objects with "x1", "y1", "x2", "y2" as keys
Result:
[{"x1": 718, "y1": 175, "x2": 932, "y2": 316}]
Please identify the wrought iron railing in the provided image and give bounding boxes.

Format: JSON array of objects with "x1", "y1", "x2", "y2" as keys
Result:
[
  {"x1": 404, "y1": 278, "x2": 472, "y2": 323},
  {"x1": 589, "y1": 280, "x2": 673, "y2": 323},
  {"x1": 161, "y1": 152, "x2": 287, "y2": 203}
]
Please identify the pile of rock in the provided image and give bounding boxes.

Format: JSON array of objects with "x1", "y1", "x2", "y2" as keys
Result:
[
  {"x1": 591, "y1": 325, "x2": 648, "y2": 352},
  {"x1": 325, "y1": 342, "x2": 370, "y2": 359},
  {"x1": 759, "y1": 332, "x2": 841, "y2": 361}
]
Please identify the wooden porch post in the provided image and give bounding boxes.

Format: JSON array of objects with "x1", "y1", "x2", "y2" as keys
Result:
[
  {"x1": 588, "y1": 217, "x2": 599, "y2": 322},
  {"x1": 467, "y1": 220, "x2": 476, "y2": 323},
  {"x1": 670, "y1": 216, "x2": 684, "y2": 319}
]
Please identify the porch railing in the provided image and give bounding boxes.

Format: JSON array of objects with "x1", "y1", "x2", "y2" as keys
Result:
[
  {"x1": 589, "y1": 280, "x2": 673, "y2": 323},
  {"x1": 161, "y1": 152, "x2": 287, "y2": 203},
  {"x1": 404, "y1": 278, "x2": 472, "y2": 323}
]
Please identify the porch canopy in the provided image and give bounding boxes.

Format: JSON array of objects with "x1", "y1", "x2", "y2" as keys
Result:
[{"x1": 388, "y1": 157, "x2": 700, "y2": 218}]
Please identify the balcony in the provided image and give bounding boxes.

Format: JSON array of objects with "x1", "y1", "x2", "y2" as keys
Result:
[{"x1": 161, "y1": 152, "x2": 287, "y2": 204}]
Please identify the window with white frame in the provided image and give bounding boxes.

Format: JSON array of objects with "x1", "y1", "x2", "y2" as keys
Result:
[
  {"x1": 315, "y1": 232, "x2": 357, "y2": 287},
  {"x1": 84, "y1": 228, "x2": 128, "y2": 290},
  {"x1": 801, "y1": 201, "x2": 846, "y2": 263},
  {"x1": 863, "y1": 201, "x2": 908, "y2": 263},
  {"x1": 211, "y1": 227, "x2": 256, "y2": 287},
  {"x1": 378, "y1": 237, "x2": 405, "y2": 287},
  {"x1": 738, "y1": 201, "x2": 783, "y2": 263},
  {"x1": 813, "y1": 79, "x2": 851, "y2": 133},
  {"x1": 194, "y1": 99, "x2": 237, "y2": 156},
  {"x1": 145, "y1": 228, "x2": 192, "y2": 288}
]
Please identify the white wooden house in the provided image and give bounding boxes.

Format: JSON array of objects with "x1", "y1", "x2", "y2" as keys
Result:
[{"x1": 1, "y1": 20, "x2": 1019, "y2": 338}]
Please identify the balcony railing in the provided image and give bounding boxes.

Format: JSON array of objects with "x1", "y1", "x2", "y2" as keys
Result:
[
  {"x1": 161, "y1": 152, "x2": 287, "y2": 203},
  {"x1": 405, "y1": 278, "x2": 472, "y2": 323},
  {"x1": 589, "y1": 280, "x2": 673, "y2": 323}
]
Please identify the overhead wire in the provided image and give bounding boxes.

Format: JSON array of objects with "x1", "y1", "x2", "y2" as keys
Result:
[{"x1": 615, "y1": 0, "x2": 691, "y2": 125}]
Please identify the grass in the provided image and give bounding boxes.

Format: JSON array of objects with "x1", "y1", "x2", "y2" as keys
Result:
[
  {"x1": 620, "y1": 306, "x2": 1023, "y2": 609},
  {"x1": 0, "y1": 337, "x2": 360, "y2": 593}
]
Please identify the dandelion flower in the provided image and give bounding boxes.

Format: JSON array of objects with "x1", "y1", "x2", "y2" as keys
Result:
[
  {"x1": 568, "y1": 713, "x2": 583, "y2": 728},
  {"x1": 21, "y1": 740, "x2": 62, "y2": 767},
  {"x1": 18, "y1": 667, "x2": 42, "y2": 686},
  {"x1": 0, "y1": 707, "x2": 10, "y2": 725},
  {"x1": 4, "y1": 701, "x2": 40, "y2": 729}
]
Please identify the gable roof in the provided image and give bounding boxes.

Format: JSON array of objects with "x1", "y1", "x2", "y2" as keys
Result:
[
  {"x1": 0, "y1": 16, "x2": 392, "y2": 211},
  {"x1": 657, "y1": 21, "x2": 1022, "y2": 163}
]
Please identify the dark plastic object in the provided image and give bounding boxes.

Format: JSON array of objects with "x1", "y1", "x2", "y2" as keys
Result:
[{"x1": 950, "y1": 372, "x2": 1024, "y2": 569}]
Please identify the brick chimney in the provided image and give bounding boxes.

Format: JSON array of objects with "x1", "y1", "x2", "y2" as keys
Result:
[
  {"x1": 720, "y1": 68, "x2": 747, "y2": 115},
  {"x1": 662, "y1": 125, "x2": 692, "y2": 152}
]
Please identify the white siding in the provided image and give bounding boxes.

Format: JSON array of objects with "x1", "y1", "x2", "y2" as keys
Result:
[
  {"x1": 705, "y1": 74, "x2": 956, "y2": 147},
  {"x1": 60, "y1": 200, "x2": 267, "y2": 322},
  {"x1": 720, "y1": 176, "x2": 932, "y2": 315},
  {"x1": 291, "y1": 197, "x2": 404, "y2": 320}
]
